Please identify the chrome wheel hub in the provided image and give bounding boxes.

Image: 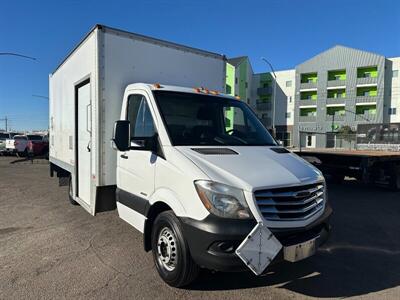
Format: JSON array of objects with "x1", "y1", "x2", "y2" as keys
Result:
[{"x1": 157, "y1": 227, "x2": 177, "y2": 271}]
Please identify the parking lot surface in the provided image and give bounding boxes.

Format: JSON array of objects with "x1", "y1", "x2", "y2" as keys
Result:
[{"x1": 1, "y1": 156, "x2": 400, "y2": 299}]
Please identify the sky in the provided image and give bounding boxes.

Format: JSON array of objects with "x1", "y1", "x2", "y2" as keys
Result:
[{"x1": 0, "y1": 0, "x2": 399, "y2": 131}]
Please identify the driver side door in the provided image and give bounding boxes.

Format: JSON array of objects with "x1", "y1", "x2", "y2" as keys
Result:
[{"x1": 117, "y1": 92, "x2": 157, "y2": 207}]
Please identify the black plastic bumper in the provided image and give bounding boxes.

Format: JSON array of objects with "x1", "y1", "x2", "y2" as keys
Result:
[{"x1": 180, "y1": 204, "x2": 332, "y2": 272}]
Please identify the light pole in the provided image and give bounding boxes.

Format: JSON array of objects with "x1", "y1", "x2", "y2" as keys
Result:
[{"x1": 261, "y1": 57, "x2": 277, "y2": 136}]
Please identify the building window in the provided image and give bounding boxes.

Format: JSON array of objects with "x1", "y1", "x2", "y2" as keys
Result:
[
  {"x1": 357, "y1": 86, "x2": 377, "y2": 97},
  {"x1": 389, "y1": 108, "x2": 397, "y2": 115},
  {"x1": 286, "y1": 80, "x2": 292, "y2": 87},
  {"x1": 393, "y1": 70, "x2": 399, "y2": 78},
  {"x1": 328, "y1": 69, "x2": 346, "y2": 81},
  {"x1": 285, "y1": 112, "x2": 291, "y2": 118},
  {"x1": 357, "y1": 66, "x2": 378, "y2": 78},
  {"x1": 301, "y1": 72, "x2": 318, "y2": 83}
]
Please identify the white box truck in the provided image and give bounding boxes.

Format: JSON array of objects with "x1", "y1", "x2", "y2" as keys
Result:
[{"x1": 50, "y1": 25, "x2": 332, "y2": 287}]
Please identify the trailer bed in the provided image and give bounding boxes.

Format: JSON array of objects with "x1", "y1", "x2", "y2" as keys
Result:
[
  {"x1": 293, "y1": 148, "x2": 400, "y2": 190},
  {"x1": 294, "y1": 149, "x2": 400, "y2": 158}
]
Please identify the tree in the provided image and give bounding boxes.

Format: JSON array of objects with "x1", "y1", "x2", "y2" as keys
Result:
[{"x1": 337, "y1": 125, "x2": 356, "y2": 142}]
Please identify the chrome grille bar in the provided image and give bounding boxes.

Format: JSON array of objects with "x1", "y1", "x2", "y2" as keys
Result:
[{"x1": 255, "y1": 183, "x2": 325, "y2": 221}]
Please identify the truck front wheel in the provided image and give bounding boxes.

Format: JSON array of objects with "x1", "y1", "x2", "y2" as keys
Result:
[{"x1": 151, "y1": 211, "x2": 199, "y2": 287}]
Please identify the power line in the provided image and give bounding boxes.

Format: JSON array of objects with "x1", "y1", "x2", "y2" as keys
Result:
[
  {"x1": 32, "y1": 94, "x2": 49, "y2": 100},
  {"x1": 0, "y1": 52, "x2": 36, "y2": 61}
]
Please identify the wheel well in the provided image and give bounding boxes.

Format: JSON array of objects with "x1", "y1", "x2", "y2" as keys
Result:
[{"x1": 143, "y1": 202, "x2": 172, "y2": 252}]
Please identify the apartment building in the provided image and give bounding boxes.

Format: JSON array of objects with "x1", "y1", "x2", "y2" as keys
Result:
[
  {"x1": 226, "y1": 57, "x2": 254, "y2": 105},
  {"x1": 294, "y1": 46, "x2": 397, "y2": 148},
  {"x1": 251, "y1": 70, "x2": 295, "y2": 146},
  {"x1": 227, "y1": 45, "x2": 399, "y2": 148}
]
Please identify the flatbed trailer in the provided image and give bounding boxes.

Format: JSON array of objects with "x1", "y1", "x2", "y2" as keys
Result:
[{"x1": 294, "y1": 149, "x2": 400, "y2": 190}]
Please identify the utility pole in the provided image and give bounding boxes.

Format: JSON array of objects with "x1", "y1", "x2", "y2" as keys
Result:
[{"x1": 0, "y1": 116, "x2": 8, "y2": 131}]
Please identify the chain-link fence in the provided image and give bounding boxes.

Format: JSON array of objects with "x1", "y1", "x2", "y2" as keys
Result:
[
  {"x1": 299, "y1": 131, "x2": 357, "y2": 151},
  {"x1": 299, "y1": 123, "x2": 400, "y2": 151},
  {"x1": 326, "y1": 133, "x2": 357, "y2": 150},
  {"x1": 357, "y1": 123, "x2": 400, "y2": 151}
]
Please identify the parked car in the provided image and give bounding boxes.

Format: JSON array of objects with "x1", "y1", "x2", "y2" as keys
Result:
[
  {"x1": 27, "y1": 134, "x2": 49, "y2": 156},
  {"x1": 0, "y1": 132, "x2": 10, "y2": 154},
  {"x1": 4, "y1": 133, "x2": 23, "y2": 155},
  {"x1": 13, "y1": 135, "x2": 29, "y2": 157}
]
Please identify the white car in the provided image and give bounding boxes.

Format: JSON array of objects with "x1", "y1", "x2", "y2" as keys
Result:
[
  {"x1": 3, "y1": 133, "x2": 22, "y2": 155},
  {"x1": 9, "y1": 135, "x2": 29, "y2": 156}
]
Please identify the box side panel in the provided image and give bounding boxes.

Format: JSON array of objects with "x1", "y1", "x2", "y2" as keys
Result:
[
  {"x1": 100, "y1": 31, "x2": 225, "y2": 185},
  {"x1": 49, "y1": 31, "x2": 98, "y2": 214}
]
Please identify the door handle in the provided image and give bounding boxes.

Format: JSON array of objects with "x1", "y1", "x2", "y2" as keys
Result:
[{"x1": 120, "y1": 154, "x2": 128, "y2": 159}]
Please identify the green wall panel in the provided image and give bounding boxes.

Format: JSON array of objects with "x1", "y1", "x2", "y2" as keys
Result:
[{"x1": 225, "y1": 63, "x2": 235, "y2": 96}]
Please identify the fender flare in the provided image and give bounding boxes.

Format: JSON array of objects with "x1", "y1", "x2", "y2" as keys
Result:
[{"x1": 143, "y1": 188, "x2": 187, "y2": 251}]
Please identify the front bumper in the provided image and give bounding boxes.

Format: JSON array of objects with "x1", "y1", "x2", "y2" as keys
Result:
[{"x1": 180, "y1": 203, "x2": 332, "y2": 272}]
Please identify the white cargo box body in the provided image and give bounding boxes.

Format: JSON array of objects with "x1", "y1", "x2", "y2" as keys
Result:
[{"x1": 49, "y1": 25, "x2": 226, "y2": 215}]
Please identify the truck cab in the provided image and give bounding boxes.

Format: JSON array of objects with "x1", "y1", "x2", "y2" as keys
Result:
[
  {"x1": 49, "y1": 25, "x2": 331, "y2": 288},
  {"x1": 112, "y1": 83, "x2": 331, "y2": 287}
]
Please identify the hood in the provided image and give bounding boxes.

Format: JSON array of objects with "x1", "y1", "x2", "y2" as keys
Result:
[{"x1": 177, "y1": 146, "x2": 323, "y2": 192}]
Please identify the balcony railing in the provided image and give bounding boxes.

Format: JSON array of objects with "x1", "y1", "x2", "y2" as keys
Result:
[
  {"x1": 356, "y1": 77, "x2": 377, "y2": 85},
  {"x1": 326, "y1": 97, "x2": 346, "y2": 105},
  {"x1": 299, "y1": 100, "x2": 317, "y2": 106},
  {"x1": 327, "y1": 80, "x2": 346, "y2": 87},
  {"x1": 257, "y1": 87, "x2": 272, "y2": 96},
  {"x1": 300, "y1": 82, "x2": 317, "y2": 90},
  {"x1": 326, "y1": 115, "x2": 345, "y2": 121},
  {"x1": 256, "y1": 101, "x2": 272, "y2": 111},
  {"x1": 355, "y1": 114, "x2": 376, "y2": 122},
  {"x1": 299, "y1": 116, "x2": 317, "y2": 122},
  {"x1": 356, "y1": 96, "x2": 377, "y2": 103}
]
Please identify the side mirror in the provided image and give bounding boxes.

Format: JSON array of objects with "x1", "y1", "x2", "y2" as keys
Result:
[{"x1": 112, "y1": 120, "x2": 130, "y2": 151}]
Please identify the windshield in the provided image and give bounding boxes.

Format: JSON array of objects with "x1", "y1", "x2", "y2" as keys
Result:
[
  {"x1": 153, "y1": 91, "x2": 277, "y2": 146},
  {"x1": 27, "y1": 135, "x2": 43, "y2": 141},
  {"x1": 0, "y1": 133, "x2": 9, "y2": 140},
  {"x1": 14, "y1": 136, "x2": 27, "y2": 140}
]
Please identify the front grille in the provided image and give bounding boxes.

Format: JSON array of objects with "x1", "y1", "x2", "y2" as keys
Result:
[{"x1": 254, "y1": 183, "x2": 324, "y2": 221}]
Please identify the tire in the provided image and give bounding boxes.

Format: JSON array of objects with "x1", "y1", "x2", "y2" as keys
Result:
[
  {"x1": 16, "y1": 149, "x2": 27, "y2": 158},
  {"x1": 68, "y1": 177, "x2": 79, "y2": 205},
  {"x1": 151, "y1": 211, "x2": 199, "y2": 287}
]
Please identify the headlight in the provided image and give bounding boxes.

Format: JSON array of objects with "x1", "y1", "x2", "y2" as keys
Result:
[{"x1": 194, "y1": 180, "x2": 252, "y2": 219}]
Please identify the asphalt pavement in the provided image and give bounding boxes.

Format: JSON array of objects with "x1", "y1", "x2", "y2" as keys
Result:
[{"x1": 1, "y1": 156, "x2": 399, "y2": 299}]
